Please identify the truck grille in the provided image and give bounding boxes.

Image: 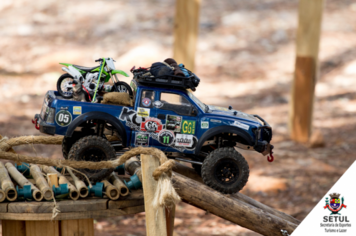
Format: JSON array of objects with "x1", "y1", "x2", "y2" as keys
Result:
[{"x1": 261, "y1": 128, "x2": 272, "y2": 143}]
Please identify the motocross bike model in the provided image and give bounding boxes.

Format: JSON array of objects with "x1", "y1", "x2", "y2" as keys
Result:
[{"x1": 57, "y1": 57, "x2": 133, "y2": 99}]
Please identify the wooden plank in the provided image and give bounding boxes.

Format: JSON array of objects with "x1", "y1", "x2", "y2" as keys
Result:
[
  {"x1": 61, "y1": 219, "x2": 94, "y2": 236},
  {"x1": 2, "y1": 220, "x2": 26, "y2": 236},
  {"x1": 0, "y1": 202, "x2": 7, "y2": 212},
  {"x1": 25, "y1": 220, "x2": 59, "y2": 236},
  {"x1": 141, "y1": 154, "x2": 167, "y2": 236},
  {"x1": 289, "y1": 0, "x2": 324, "y2": 142},
  {"x1": 173, "y1": 0, "x2": 201, "y2": 71},
  {"x1": 108, "y1": 189, "x2": 144, "y2": 209},
  {"x1": 8, "y1": 199, "x2": 108, "y2": 213},
  {"x1": 0, "y1": 205, "x2": 145, "y2": 221}
]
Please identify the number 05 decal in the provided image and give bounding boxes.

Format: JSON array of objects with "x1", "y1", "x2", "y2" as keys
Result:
[{"x1": 55, "y1": 110, "x2": 72, "y2": 127}]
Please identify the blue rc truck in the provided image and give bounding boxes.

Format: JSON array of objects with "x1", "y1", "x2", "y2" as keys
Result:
[{"x1": 33, "y1": 68, "x2": 273, "y2": 194}]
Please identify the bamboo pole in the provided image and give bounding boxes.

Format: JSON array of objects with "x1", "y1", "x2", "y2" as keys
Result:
[
  {"x1": 5, "y1": 162, "x2": 43, "y2": 201},
  {"x1": 0, "y1": 162, "x2": 17, "y2": 201},
  {"x1": 141, "y1": 154, "x2": 168, "y2": 236},
  {"x1": 66, "y1": 167, "x2": 89, "y2": 198},
  {"x1": 30, "y1": 164, "x2": 53, "y2": 201},
  {"x1": 289, "y1": 0, "x2": 324, "y2": 142},
  {"x1": 109, "y1": 172, "x2": 129, "y2": 197},
  {"x1": 173, "y1": 0, "x2": 201, "y2": 71},
  {"x1": 41, "y1": 165, "x2": 80, "y2": 200},
  {"x1": 101, "y1": 179, "x2": 120, "y2": 200}
]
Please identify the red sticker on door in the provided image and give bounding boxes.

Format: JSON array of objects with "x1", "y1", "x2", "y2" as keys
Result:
[{"x1": 140, "y1": 118, "x2": 163, "y2": 133}]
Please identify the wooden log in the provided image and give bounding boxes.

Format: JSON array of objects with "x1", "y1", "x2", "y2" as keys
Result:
[
  {"x1": 41, "y1": 165, "x2": 79, "y2": 200},
  {"x1": 173, "y1": 0, "x2": 201, "y2": 71},
  {"x1": 101, "y1": 179, "x2": 120, "y2": 200},
  {"x1": 5, "y1": 163, "x2": 43, "y2": 201},
  {"x1": 66, "y1": 167, "x2": 89, "y2": 198},
  {"x1": 109, "y1": 172, "x2": 129, "y2": 197},
  {"x1": 289, "y1": 0, "x2": 324, "y2": 142},
  {"x1": 166, "y1": 207, "x2": 175, "y2": 236},
  {"x1": 30, "y1": 164, "x2": 53, "y2": 201},
  {"x1": 173, "y1": 172, "x2": 297, "y2": 236},
  {"x1": 141, "y1": 154, "x2": 167, "y2": 236},
  {"x1": 108, "y1": 189, "x2": 144, "y2": 209},
  {"x1": 173, "y1": 162, "x2": 300, "y2": 225},
  {"x1": 0, "y1": 162, "x2": 17, "y2": 201}
]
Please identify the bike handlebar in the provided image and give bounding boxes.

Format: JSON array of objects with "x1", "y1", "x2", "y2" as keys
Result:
[{"x1": 95, "y1": 58, "x2": 103, "y2": 62}]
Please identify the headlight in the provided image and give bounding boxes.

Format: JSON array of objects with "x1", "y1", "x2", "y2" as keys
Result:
[
  {"x1": 46, "y1": 108, "x2": 56, "y2": 124},
  {"x1": 40, "y1": 102, "x2": 48, "y2": 120}
]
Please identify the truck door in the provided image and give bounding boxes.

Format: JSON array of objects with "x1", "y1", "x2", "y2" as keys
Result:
[
  {"x1": 149, "y1": 91, "x2": 199, "y2": 152},
  {"x1": 131, "y1": 89, "x2": 157, "y2": 147}
]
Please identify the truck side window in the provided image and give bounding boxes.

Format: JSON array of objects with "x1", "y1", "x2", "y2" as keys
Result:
[
  {"x1": 141, "y1": 90, "x2": 155, "y2": 108},
  {"x1": 160, "y1": 92, "x2": 192, "y2": 116}
]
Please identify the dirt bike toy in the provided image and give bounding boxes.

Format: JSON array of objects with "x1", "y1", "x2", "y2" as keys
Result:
[{"x1": 57, "y1": 57, "x2": 132, "y2": 99}]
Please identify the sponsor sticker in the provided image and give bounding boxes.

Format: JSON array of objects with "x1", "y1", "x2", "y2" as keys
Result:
[
  {"x1": 232, "y1": 121, "x2": 249, "y2": 130},
  {"x1": 166, "y1": 115, "x2": 182, "y2": 132},
  {"x1": 142, "y1": 98, "x2": 151, "y2": 107},
  {"x1": 158, "y1": 130, "x2": 175, "y2": 146},
  {"x1": 73, "y1": 106, "x2": 82, "y2": 115},
  {"x1": 55, "y1": 110, "x2": 72, "y2": 127},
  {"x1": 141, "y1": 118, "x2": 163, "y2": 133},
  {"x1": 135, "y1": 133, "x2": 149, "y2": 147},
  {"x1": 119, "y1": 107, "x2": 144, "y2": 130},
  {"x1": 153, "y1": 100, "x2": 164, "y2": 108},
  {"x1": 201, "y1": 121, "x2": 209, "y2": 129},
  {"x1": 137, "y1": 107, "x2": 150, "y2": 117},
  {"x1": 181, "y1": 120, "x2": 196, "y2": 134},
  {"x1": 210, "y1": 119, "x2": 221, "y2": 123},
  {"x1": 175, "y1": 134, "x2": 193, "y2": 147}
]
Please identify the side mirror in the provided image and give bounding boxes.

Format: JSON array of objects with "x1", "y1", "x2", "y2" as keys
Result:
[{"x1": 192, "y1": 108, "x2": 198, "y2": 116}]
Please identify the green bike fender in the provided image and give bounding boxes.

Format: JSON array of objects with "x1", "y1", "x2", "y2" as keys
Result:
[{"x1": 112, "y1": 70, "x2": 129, "y2": 77}]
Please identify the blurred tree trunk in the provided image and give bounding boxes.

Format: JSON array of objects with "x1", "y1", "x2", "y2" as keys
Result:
[
  {"x1": 173, "y1": 0, "x2": 201, "y2": 71},
  {"x1": 289, "y1": 0, "x2": 324, "y2": 142}
]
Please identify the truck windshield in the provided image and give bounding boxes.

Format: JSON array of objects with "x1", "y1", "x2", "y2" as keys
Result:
[{"x1": 187, "y1": 91, "x2": 207, "y2": 112}]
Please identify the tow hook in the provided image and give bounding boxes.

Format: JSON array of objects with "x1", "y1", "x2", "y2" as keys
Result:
[
  {"x1": 32, "y1": 118, "x2": 40, "y2": 130},
  {"x1": 267, "y1": 145, "x2": 274, "y2": 162}
]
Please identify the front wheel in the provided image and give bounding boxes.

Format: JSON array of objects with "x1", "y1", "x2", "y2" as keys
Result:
[
  {"x1": 201, "y1": 147, "x2": 249, "y2": 194},
  {"x1": 57, "y1": 73, "x2": 74, "y2": 98},
  {"x1": 68, "y1": 136, "x2": 116, "y2": 182},
  {"x1": 111, "y1": 81, "x2": 133, "y2": 96}
]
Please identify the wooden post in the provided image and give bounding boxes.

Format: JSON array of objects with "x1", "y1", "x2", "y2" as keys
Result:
[
  {"x1": 61, "y1": 219, "x2": 94, "y2": 236},
  {"x1": 47, "y1": 173, "x2": 59, "y2": 187},
  {"x1": 2, "y1": 220, "x2": 26, "y2": 236},
  {"x1": 25, "y1": 221, "x2": 59, "y2": 236},
  {"x1": 289, "y1": 0, "x2": 324, "y2": 142},
  {"x1": 141, "y1": 154, "x2": 167, "y2": 236},
  {"x1": 173, "y1": 0, "x2": 201, "y2": 71}
]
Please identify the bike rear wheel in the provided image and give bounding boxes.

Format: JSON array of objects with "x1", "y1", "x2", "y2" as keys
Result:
[{"x1": 57, "y1": 73, "x2": 74, "y2": 98}]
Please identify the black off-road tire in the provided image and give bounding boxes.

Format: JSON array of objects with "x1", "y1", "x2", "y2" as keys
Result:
[
  {"x1": 68, "y1": 136, "x2": 115, "y2": 182},
  {"x1": 62, "y1": 131, "x2": 95, "y2": 159},
  {"x1": 201, "y1": 147, "x2": 249, "y2": 194},
  {"x1": 57, "y1": 73, "x2": 74, "y2": 98}
]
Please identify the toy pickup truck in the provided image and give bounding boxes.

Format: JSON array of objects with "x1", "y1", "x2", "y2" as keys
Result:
[{"x1": 33, "y1": 79, "x2": 273, "y2": 194}]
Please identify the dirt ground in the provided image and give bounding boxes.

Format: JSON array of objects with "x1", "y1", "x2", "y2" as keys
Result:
[{"x1": 0, "y1": 0, "x2": 356, "y2": 235}]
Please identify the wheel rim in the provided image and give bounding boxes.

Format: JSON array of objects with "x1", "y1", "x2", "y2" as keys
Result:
[
  {"x1": 213, "y1": 158, "x2": 239, "y2": 185},
  {"x1": 61, "y1": 77, "x2": 74, "y2": 96}
]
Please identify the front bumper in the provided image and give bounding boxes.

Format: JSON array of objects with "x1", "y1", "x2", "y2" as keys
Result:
[
  {"x1": 252, "y1": 115, "x2": 273, "y2": 155},
  {"x1": 33, "y1": 114, "x2": 56, "y2": 135}
]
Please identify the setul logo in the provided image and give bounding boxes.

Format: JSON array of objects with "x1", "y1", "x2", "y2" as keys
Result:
[{"x1": 324, "y1": 193, "x2": 346, "y2": 215}]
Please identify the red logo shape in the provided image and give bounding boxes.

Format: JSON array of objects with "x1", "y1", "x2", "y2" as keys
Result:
[{"x1": 141, "y1": 118, "x2": 163, "y2": 133}]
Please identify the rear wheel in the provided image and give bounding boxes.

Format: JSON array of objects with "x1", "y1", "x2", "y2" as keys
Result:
[
  {"x1": 57, "y1": 73, "x2": 75, "y2": 98},
  {"x1": 111, "y1": 81, "x2": 133, "y2": 96},
  {"x1": 68, "y1": 136, "x2": 116, "y2": 182},
  {"x1": 201, "y1": 147, "x2": 249, "y2": 194}
]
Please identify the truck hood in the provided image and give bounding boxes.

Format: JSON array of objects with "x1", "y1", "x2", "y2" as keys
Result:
[{"x1": 207, "y1": 105, "x2": 260, "y2": 123}]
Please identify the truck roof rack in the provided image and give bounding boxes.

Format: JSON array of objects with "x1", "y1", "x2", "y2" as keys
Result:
[{"x1": 132, "y1": 68, "x2": 200, "y2": 91}]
